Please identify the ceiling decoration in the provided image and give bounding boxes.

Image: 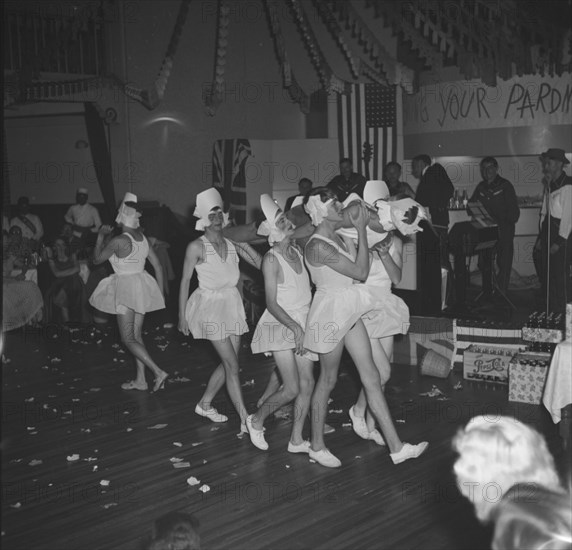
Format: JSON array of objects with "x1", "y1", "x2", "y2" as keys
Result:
[{"x1": 4, "y1": 0, "x2": 571, "y2": 111}]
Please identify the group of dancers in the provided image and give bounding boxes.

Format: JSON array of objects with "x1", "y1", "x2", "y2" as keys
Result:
[{"x1": 89, "y1": 182, "x2": 429, "y2": 468}]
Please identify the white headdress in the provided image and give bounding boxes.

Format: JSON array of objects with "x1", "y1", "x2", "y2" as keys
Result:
[
  {"x1": 304, "y1": 195, "x2": 332, "y2": 226},
  {"x1": 194, "y1": 188, "x2": 228, "y2": 231},
  {"x1": 363, "y1": 180, "x2": 389, "y2": 205},
  {"x1": 257, "y1": 194, "x2": 293, "y2": 244},
  {"x1": 115, "y1": 192, "x2": 141, "y2": 229}
]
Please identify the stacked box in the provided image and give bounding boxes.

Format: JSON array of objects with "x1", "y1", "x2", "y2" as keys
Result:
[
  {"x1": 463, "y1": 344, "x2": 524, "y2": 384},
  {"x1": 508, "y1": 352, "x2": 552, "y2": 405},
  {"x1": 453, "y1": 319, "x2": 523, "y2": 368},
  {"x1": 566, "y1": 303, "x2": 572, "y2": 342},
  {"x1": 522, "y1": 327, "x2": 563, "y2": 343}
]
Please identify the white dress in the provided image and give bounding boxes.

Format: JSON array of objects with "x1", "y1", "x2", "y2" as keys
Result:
[
  {"x1": 251, "y1": 247, "x2": 317, "y2": 361},
  {"x1": 185, "y1": 236, "x2": 248, "y2": 340},
  {"x1": 89, "y1": 232, "x2": 165, "y2": 315},
  {"x1": 361, "y1": 243, "x2": 410, "y2": 339},
  {"x1": 303, "y1": 234, "x2": 374, "y2": 354}
]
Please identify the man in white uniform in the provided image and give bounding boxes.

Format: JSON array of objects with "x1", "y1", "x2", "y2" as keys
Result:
[{"x1": 64, "y1": 188, "x2": 102, "y2": 244}]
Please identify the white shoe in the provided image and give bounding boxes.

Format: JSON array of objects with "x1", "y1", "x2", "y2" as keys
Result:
[
  {"x1": 287, "y1": 440, "x2": 311, "y2": 454},
  {"x1": 367, "y1": 429, "x2": 386, "y2": 446},
  {"x1": 309, "y1": 448, "x2": 341, "y2": 468},
  {"x1": 246, "y1": 415, "x2": 268, "y2": 451},
  {"x1": 194, "y1": 404, "x2": 228, "y2": 423},
  {"x1": 348, "y1": 406, "x2": 369, "y2": 439},
  {"x1": 390, "y1": 442, "x2": 429, "y2": 464}
]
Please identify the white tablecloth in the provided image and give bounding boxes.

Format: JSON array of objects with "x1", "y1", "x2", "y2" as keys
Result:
[{"x1": 543, "y1": 341, "x2": 572, "y2": 423}]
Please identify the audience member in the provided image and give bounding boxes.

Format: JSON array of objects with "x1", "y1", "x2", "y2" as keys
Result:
[
  {"x1": 64, "y1": 188, "x2": 102, "y2": 245},
  {"x1": 284, "y1": 177, "x2": 313, "y2": 211},
  {"x1": 327, "y1": 158, "x2": 367, "y2": 202},
  {"x1": 144, "y1": 511, "x2": 201, "y2": 550},
  {"x1": 10, "y1": 196, "x2": 44, "y2": 244},
  {"x1": 470, "y1": 157, "x2": 520, "y2": 293},
  {"x1": 384, "y1": 162, "x2": 415, "y2": 198}
]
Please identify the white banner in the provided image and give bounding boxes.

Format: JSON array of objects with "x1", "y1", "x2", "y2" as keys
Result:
[{"x1": 403, "y1": 73, "x2": 572, "y2": 134}]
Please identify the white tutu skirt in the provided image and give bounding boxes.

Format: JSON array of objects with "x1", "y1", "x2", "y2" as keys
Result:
[
  {"x1": 251, "y1": 305, "x2": 318, "y2": 361},
  {"x1": 185, "y1": 287, "x2": 248, "y2": 341},
  {"x1": 89, "y1": 272, "x2": 165, "y2": 315},
  {"x1": 361, "y1": 289, "x2": 410, "y2": 339},
  {"x1": 303, "y1": 286, "x2": 373, "y2": 354}
]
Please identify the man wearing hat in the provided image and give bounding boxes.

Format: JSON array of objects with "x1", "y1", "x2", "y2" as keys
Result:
[
  {"x1": 538, "y1": 148, "x2": 571, "y2": 313},
  {"x1": 10, "y1": 196, "x2": 44, "y2": 243},
  {"x1": 64, "y1": 188, "x2": 102, "y2": 244}
]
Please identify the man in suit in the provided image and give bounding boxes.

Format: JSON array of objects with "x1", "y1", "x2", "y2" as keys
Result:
[
  {"x1": 10, "y1": 197, "x2": 44, "y2": 244},
  {"x1": 413, "y1": 154, "x2": 454, "y2": 314},
  {"x1": 470, "y1": 157, "x2": 520, "y2": 293},
  {"x1": 327, "y1": 158, "x2": 367, "y2": 202}
]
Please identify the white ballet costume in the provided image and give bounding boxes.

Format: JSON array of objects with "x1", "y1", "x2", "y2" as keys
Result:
[
  {"x1": 185, "y1": 236, "x2": 248, "y2": 341},
  {"x1": 303, "y1": 234, "x2": 374, "y2": 354},
  {"x1": 89, "y1": 232, "x2": 165, "y2": 315},
  {"x1": 251, "y1": 247, "x2": 318, "y2": 361},
  {"x1": 361, "y1": 242, "x2": 410, "y2": 339}
]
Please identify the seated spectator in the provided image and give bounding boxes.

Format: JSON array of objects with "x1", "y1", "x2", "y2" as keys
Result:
[
  {"x1": 144, "y1": 511, "x2": 201, "y2": 550},
  {"x1": 44, "y1": 237, "x2": 89, "y2": 325},
  {"x1": 4, "y1": 226, "x2": 37, "y2": 282},
  {"x1": 3, "y1": 256, "x2": 43, "y2": 331},
  {"x1": 10, "y1": 196, "x2": 44, "y2": 244},
  {"x1": 453, "y1": 415, "x2": 567, "y2": 549}
]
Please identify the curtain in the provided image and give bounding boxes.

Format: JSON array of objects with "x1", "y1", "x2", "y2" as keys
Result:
[{"x1": 83, "y1": 103, "x2": 116, "y2": 221}]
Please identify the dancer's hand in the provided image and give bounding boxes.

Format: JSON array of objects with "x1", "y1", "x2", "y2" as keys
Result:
[
  {"x1": 98, "y1": 225, "x2": 114, "y2": 235},
  {"x1": 372, "y1": 233, "x2": 393, "y2": 257},
  {"x1": 291, "y1": 324, "x2": 305, "y2": 355},
  {"x1": 349, "y1": 202, "x2": 368, "y2": 230},
  {"x1": 178, "y1": 317, "x2": 190, "y2": 336}
]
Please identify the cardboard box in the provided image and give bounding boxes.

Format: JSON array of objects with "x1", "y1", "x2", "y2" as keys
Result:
[
  {"x1": 522, "y1": 327, "x2": 563, "y2": 343},
  {"x1": 463, "y1": 344, "x2": 523, "y2": 384},
  {"x1": 508, "y1": 352, "x2": 551, "y2": 405}
]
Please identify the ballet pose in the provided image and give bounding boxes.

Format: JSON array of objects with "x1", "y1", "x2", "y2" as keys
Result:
[
  {"x1": 178, "y1": 188, "x2": 260, "y2": 430},
  {"x1": 247, "y1": 195, "x2": 316, "y2": 453},
  {"x1": 302, "y1": 187, "x2": 427, "y2": 468},
  {"x1": 90, "y1": 193, "x2": 168, "y2": 392}
]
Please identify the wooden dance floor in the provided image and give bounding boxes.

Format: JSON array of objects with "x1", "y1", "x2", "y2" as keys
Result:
[{"x1": 1, "y1": 312, "x2": 567, "y2": 550}]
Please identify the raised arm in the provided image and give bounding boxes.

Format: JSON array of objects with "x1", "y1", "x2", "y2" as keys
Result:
[
  {"x1": 262, "y1": 253, "x2": 305, "y2": 354},
  {"x1": 372, "y1": 233, "x2": 403, "y2": 285},
  {"x1": 92, "y1": 226, "x2": 129, "y2": 265},
  {"x1": 178, "y1": 239, "x2": 202, "y2": 335},
  {"x1": 234, "y1": 241, "x2": 263, "y2": 269}
]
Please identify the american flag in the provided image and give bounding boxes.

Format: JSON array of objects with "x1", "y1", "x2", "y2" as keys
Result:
[
  {"x1": 337, "y1": 83, "x2": 397, "y2": 180},
  {"x1": 212, "y1": 138, "x2": 252, "y2": 225}
]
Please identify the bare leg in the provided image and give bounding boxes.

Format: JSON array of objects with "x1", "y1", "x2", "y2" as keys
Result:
[
  {"x1": 310, "y1": 342, "x2": 343, "y2": 452},
  {"x1": 211, "y1": 335, "x2": 248, "y2": 424},
  {"x1": 198, "y1": 363, "x2": 225, "y2": 409},
  {"x1": 132, "y1": 311, "x2": 168, "y2": 390},
  {"x1": 118, "y1": 310, "x2": 166, "y2": 384},
  {"x1": 291, "y1": 355, "x2": 314, "y2": 445},
  {"x1": 257, "y1": 368, "x2": 281, "y2": 408},
  {"x1": 251, "y1": 350, "x2": 300, "y2": 430},
  {"x1": 344, "y1": 321, "x2": 402, "y2": 453}
]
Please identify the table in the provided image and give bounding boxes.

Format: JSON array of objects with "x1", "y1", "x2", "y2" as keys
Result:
[{"x1": 543, "y1": 340, "x2": 572, "y2": 449}]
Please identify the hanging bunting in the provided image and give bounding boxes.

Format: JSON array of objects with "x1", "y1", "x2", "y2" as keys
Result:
[
  {"x1": 262, "y1": 0, "x2": 310, "y2": 114},
  {"x1": 204, "y1": 0, "x2": 229, "y2": 116}
]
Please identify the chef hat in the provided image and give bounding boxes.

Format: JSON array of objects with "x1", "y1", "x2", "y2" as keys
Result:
[
  {"x1": 363, "y1": 180, "x2": 389, "y2": 205},
  {"x1": 194, "y1": 188, "x2": 225, "y2": 231},
  {"x1": 115, "y1": 192, "x2": 141, "y2": 228}
]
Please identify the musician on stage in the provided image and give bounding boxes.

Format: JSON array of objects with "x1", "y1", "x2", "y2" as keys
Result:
[
  {"x1": 537, "y1": 148, "x2": 571, "y2": 313},
  {"x1": 327, "y1": 158, "x2": 367, "y2": 202},
  {"x1": 470, "y1": 157, "x2": 520, "y2": 293}
]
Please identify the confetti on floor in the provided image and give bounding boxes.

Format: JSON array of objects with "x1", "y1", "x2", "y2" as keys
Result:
[
  {"x1": 66, "y1": 454, "x2": 80, "y2": 462},
  {"x1": 186, "y1": 476, "x2": 200, "y2": 486},
  {"x1": 419, "y1": 385, "x2": 446, "y2": 398},
  {"x1": 147, "y1": 424, "x2": 168, "y2": 430}
]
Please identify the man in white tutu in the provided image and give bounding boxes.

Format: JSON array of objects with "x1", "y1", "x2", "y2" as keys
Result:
[
  {"x1": 90, "y1": 193, "x2": 168, "y2": 392},
  {"x1": 247, "y1": 194, "x2": 317, "y2": 453}
]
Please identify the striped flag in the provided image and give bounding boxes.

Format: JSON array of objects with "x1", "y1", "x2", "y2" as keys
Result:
[
  {"x1": 212, "y1": 139, "x2": 252, "y2": 225},
  {"x1": 337, "y1": 83, "x2": 397, "y2": 180}
]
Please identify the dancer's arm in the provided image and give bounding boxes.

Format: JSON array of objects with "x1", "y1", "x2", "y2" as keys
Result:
[
  {"x1": 223, "y1": 222, "x2": 265, "y2": 243},
  {"x1": 262, "y1": 253, "x2": 305, "y2": 355},
  {"x1": 234, "y1": 241, "x2": 263, "y2": 269},
  {"x1": 178, "y1": 239, "x2": 202, "y2": 335},
  {"x1": 305, "y1": 204, "x2": 370, "y2": 281},
  {"x1": 372, "y1": 233, "x2": 403, "y2": 285},
  {"x1": 147, "y1": 245, "x2": 165, "y2": 298},
  {"x1": 92, "y1": 226, "x2": 130, "y2": 265}
]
